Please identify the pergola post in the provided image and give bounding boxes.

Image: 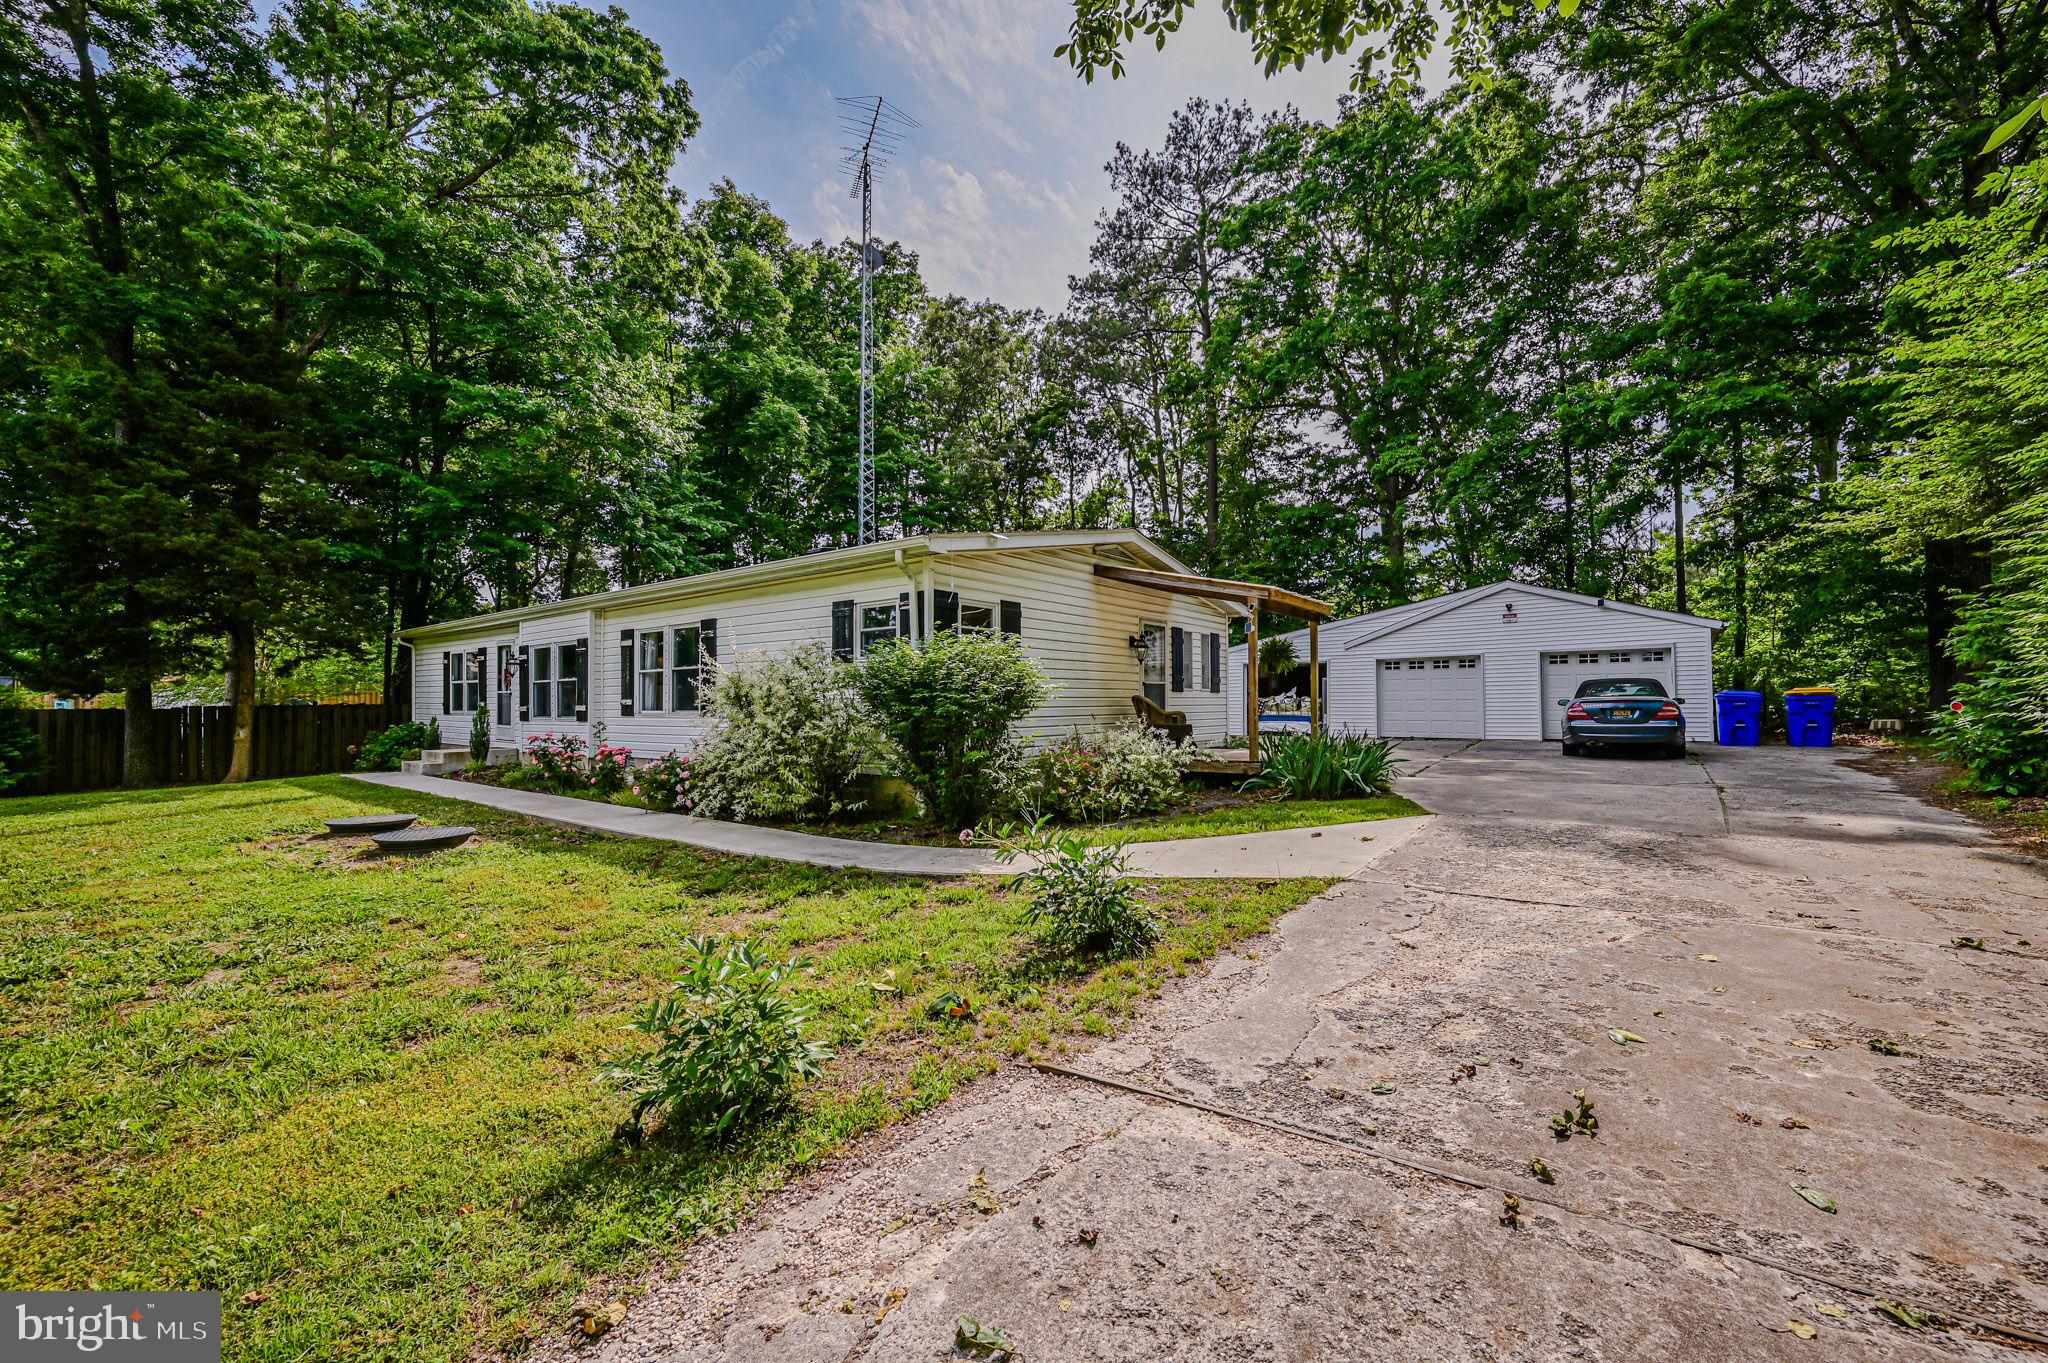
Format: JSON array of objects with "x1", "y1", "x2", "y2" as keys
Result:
[
  {"x1": 1309, "y1": 618, "x2": 1322, "y2": 738},
  {"x1": 1245, "y1": 598, "x2": 1260, "y2": 763}
]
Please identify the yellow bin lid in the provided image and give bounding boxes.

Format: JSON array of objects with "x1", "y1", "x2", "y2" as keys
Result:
[{"x1": 1783, "y1": 686, "x2": 1837, "y2": 695}]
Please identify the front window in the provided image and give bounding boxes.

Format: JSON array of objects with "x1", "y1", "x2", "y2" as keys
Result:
[
  {"x1": 670, "y1": 625, "x2": 702, "y2": 710},
  {"x1": 532, "y1": 647, "x2": 553, "y2": 718},
  {"x1": 956, "y1": 601, "x2": 995, "y2": 634},
  {"x1": 449, "y1": 650, "x2": 479, "y2": 712},
  {"x1": 637, "y1": 632, "x2": 665, "y2": 713},
  {"x1": 858, "y1": 602, "x2": 900, "y2": 656},
  {"x1": 555, "y1": 643, "x2": 578, "y2": 717}
]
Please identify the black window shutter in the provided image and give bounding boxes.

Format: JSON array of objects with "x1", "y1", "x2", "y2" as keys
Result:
[
  {"x1": 915, "y1": 589, "x2": 925, "y2": 639},
  {"x1": 518, "y1": 645, "x2": 530, "y2": 721},
  {"x1": 574, "y1": 638, "x2": 588, "y2": 722},
  {"x1": 1170, "y1": 627, "x2": 1187, "y2": 692},
  {"x1": 898, "y1": 591, "x2": 911, "y2": 637},
  {"x1": 1208, "y1": 633, "x2": 1221, "y2": 692},
  {"x1": 618, "y1": 629, "x2": 635, "y2": 717},
  {"x1": 999, "y1": 600, "x2": 1021, "y2": 635},
  {"x1": 441, "y1": 652, "x2": 451, "y2": 713},
  {"x1": 935, "y1": 589, "x2": 960, "y2": 632},
  {"x1": 700, "y1": 618, "x2": 717, "y2": 661},
  {"x1": 831, "y1": 600, "x2": 854, "y2": 660}
]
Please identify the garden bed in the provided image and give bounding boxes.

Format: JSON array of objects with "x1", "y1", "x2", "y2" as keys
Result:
[
  {"x1": 763, "y1": 787, "x2": 1426, "y2": 847},
  {"x1": 0, "y1": 777, "x2": 1327, "y2": 1362}
]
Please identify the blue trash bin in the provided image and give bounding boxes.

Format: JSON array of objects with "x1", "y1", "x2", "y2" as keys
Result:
[
  {"x1": 1784, "y1": 690, "x2": 1838, "y2": 747},
  {"x1": 1715, "y1": 690, "x2": 1763, "y2": 746}
]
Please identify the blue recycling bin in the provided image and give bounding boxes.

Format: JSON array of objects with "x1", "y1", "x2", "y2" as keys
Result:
[
  {"x1": 1714, "y1": 690, "x2": 1763, "y2": 746},
  {"x1": 1784, "y1": 690, "x2": 1838, "y2": 747}
]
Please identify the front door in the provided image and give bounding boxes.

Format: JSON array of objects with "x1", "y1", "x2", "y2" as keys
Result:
[
  {"x1": 493, "y1": 642, "x2": 518, "y2": 745},
  {"x1": 1140, "y1": 622, "x2": 1167, "y2": 709}
]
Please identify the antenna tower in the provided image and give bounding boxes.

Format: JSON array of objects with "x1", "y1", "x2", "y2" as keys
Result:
[{"x1": 837, "y1": 95, "x2": 917, "y2": 545}]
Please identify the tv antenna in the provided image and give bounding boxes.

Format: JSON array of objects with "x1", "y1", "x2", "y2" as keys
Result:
[{"x1": 837, "y1": 95, "x2": 918, "y2": 545}]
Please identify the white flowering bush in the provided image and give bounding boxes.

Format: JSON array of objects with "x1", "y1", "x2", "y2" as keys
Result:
[
  {"x1": 688, "y1": 646, "x2": 883, "y2": 822},
  {"x1": 1006, "y1": 721, "x2": 1188, "y2": 824}
]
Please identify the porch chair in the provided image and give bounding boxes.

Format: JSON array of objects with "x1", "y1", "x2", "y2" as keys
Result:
[{"x1": 1131, "y1": 694, "x2": 1195, "y2": 744}]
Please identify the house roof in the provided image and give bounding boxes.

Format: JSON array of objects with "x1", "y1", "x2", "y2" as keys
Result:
[
  {"x1": 1231, "y1": 581, "x2": 1724, "y2": 656},
  {"x1": 401, "y1": 530, "x2": 1207, "y2": 642}
]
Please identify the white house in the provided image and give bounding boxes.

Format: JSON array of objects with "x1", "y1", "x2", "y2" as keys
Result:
[
  {"x1": 1229, "y1": 581, "x2": 1724, "y2": 742},
  {"x1": 402, "y1": 531, "x2": 1311, "y2": 760}
]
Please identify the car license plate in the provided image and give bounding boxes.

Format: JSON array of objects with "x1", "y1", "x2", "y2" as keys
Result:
[{"x1": 1610, "y1": 709, "x2": 1640, "y2": 721}]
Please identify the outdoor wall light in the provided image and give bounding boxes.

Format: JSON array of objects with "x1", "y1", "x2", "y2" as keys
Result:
[
  {"x1": 1502, "y1": 603, "x2": 1519, "y2": 623},
  {"x1": 1128, "y1": 634, "x2": 1148, "y2": 651}
]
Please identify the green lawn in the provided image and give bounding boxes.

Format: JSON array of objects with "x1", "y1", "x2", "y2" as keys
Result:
[{"x1": 0, "y1": 777, "x2": 1325, "y2": 1362}]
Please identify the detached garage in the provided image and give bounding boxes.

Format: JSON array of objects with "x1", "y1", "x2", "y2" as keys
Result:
[{"x1": 1230, "y1": 582, "x2": 1723, "y2": 743}]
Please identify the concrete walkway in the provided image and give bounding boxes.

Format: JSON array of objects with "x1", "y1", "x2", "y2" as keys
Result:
[{"x1": 343, "y1": 771, "x2": 1431, "y2": 879}]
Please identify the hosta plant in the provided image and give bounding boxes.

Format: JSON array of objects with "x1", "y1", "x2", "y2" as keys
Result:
[{"x1": 604, "y1": 936, "x2": 833, "y2": 1142}]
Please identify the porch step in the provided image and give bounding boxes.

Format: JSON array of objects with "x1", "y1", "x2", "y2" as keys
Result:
[{"x1": 402, "y1": 746, "x2": 518, "y2": 776}]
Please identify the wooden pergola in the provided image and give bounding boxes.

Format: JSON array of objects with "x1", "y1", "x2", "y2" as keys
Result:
[{"x1": 1093, "y1": 564, "x2": 1335, "y2": 761}]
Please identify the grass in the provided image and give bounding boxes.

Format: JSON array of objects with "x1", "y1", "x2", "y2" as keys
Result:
[{"x1": 0, "y1": 777, "x2": 1326, "y2": 1362}]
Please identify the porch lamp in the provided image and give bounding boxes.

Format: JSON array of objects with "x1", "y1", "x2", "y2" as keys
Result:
[
  {"x1": 1501, "y1": 601, "x2": 1519, "y2": 623},
  {"x1": 1127, "y1": 634, "x2": 1148, "y2": 651}
]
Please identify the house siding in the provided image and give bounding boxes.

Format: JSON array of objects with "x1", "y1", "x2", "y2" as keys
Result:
[
  {"x1": 409, "y1": 544, "x2": 1238, "y2": 758},
  {"x1": 1230, "y1": 584, "x2": 1718, "y2": 742}
]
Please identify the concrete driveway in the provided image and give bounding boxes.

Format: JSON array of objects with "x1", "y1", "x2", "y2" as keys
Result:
[{"x1": 555, "y1": 742, "x2": 2048, "y2": 1362}]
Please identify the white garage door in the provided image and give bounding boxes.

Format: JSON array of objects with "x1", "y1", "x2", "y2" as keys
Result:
[
  {"x1": 1541, "y1": 647, "x2": 1677, "y2": 739},
  {"x1": 1376, "y1": 656, "x2": 1484, "y2": 737}
]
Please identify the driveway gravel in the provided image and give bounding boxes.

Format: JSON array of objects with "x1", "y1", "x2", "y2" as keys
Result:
[{"x1": 544, "y1": 742, "x2": 2048, "y2": 1362}]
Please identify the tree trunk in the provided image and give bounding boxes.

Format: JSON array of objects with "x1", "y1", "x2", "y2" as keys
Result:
[
  {"x1": 1671, "y1": 471, "x2": 1688, "y2": 615},
  {"x1": 1730, "y1": 431, "x2": 1749, "y2": 661},
  {"x1": 222, "y1": 621, "x2": 258, "y2": 783},
  {"x1": 121, "y1": 681, "x2": 156, "y2": 788}
]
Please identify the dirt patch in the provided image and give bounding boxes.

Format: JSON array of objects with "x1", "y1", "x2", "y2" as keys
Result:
[{"x1": 1846, "y1": 744, "x2": 2048, "y2": 860}]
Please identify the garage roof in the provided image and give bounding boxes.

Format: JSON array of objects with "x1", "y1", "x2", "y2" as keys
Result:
[{"x1": 1339, "y1": 582, "x2": 1725, "y2": 650}]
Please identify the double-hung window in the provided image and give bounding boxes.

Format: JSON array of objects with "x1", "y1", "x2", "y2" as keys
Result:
[
  {"x1": 637, "y1": 632, "x2": 665, "y2": 713},
  {"x1": 449, "y1": 650, "x2": 480, "y2": 712},
  {"x1": 554, "y1": 643, "x2": 579, "y2": 718},
  {"x1": 532, "y1": 648, "x2": 554, "y2": 718},
  {"x1": 956, "y1": 600, "x2": 995, "y2": 634},
  {"x1": 858, "y1": 603, "x2": 900, "y2": 657},
  {"x1": 670, "y1": 624, "x2": 703, "y2": 710}
]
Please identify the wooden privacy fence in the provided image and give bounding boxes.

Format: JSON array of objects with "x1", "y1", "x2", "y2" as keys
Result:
[{"x1": 10, "y1": 703, "x2": 403, "y2": 796}]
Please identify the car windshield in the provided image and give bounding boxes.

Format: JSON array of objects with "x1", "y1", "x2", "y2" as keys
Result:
[{"x1": 1576, "y1": 678, "x2": 1669, "y2": 698}]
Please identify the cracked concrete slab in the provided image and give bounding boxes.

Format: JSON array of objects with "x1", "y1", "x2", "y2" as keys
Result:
[{"x1": 534, "y1": 742, "x2": 2047, "y2": 1362}]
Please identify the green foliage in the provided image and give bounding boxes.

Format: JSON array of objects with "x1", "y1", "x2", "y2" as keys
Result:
[
  {"x1": 0, "y1": 693, "x2": 48, "y2": 793},
  {"x1": 689, "y1": 646, "x2": 881, "y2": 822},
  {"x1": 1008, "y1": 722, "x2": 1187, "y2": 824},
  {"x1": 991, "y1": 822, "x2": 1161, "y2": 958},
  {"x1": 604, "y1": 936, "x2": 832, "y2": 1141},
  {"x1": 855, "y1": 632, "x2": 1053, "y2": 830},
  {"x1": 1933, "y1": 671, "x2": 2048, "y2": 797},
  {"x1": 1258, "y1": 636, "x2": 1299, "y2": 678},
  {"x1": 1242, "y1": 733, "x2": 1402, "y2": 799},
  {"x1": 468, "y1": 706, "x2": 491, "y2": 765},
  {"x1": 523, "y1": 734, "x2": 587, "y2": 788},
  {"x1": 354, "y1": 721, "x2": 435, "y2": 772}
]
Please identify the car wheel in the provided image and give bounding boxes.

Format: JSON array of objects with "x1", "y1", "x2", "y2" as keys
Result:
[
  {"x1": 1561, "y1": 741, "x2": 1582, "y2": 758},
  {"x1": 1666, "y1": 742, "x2": 1687, "y2": 759}
]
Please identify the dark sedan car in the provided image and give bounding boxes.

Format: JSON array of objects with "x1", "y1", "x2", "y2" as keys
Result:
[{"x1": 1559, "y1": 677, "x2": 1687, "y2": 757}]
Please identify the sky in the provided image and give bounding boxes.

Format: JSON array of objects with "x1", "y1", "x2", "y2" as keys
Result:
[{"x1": 634, "y1": 1, "x2": 1371, "y2": 313}]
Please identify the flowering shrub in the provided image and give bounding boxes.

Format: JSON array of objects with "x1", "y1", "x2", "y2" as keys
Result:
[
  {"x1": 631, "y1": 750, "x2": 694, "y2": 812},
  {"x1": 690, "y1": 646, "x2": 882, "y2": 822},
  {"x1": 1007, "y1": 721, "x2": 1187, "y2": 824},
  {"x1": 589, "y1": 743, "x2": 634, "y2": 797},
  {"x1": 525, "y1": 732, "x2": 587, "y2": 787}
]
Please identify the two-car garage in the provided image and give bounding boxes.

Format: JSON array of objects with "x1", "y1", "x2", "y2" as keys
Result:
[{"x1": 1231, "y1": 582, "x2": 1722, "y2": 743}]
